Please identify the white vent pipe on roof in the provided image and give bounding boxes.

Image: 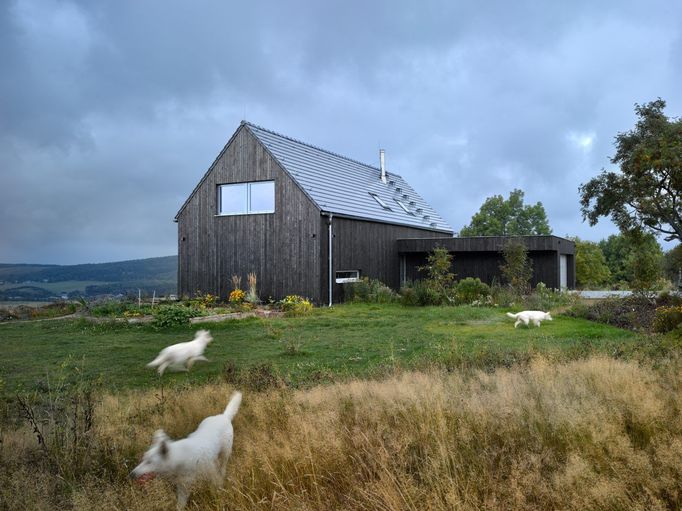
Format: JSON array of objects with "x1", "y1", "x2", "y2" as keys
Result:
[{"x1": 379, "y1": 149, "x2": 387, "y2": 183}]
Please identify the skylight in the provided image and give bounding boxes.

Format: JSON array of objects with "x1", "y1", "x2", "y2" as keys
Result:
[
  {"x1": 394, "y1": 199, "x2": 415, "y2": 215},
  {"x1": 369, "y1": 192, "x2": 391, "y2": 210}
]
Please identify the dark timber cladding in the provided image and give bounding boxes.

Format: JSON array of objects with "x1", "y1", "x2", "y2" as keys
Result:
[
  {"x1": 321, "y1": 217, "x2": 451, "y2": 303},
  {"x1": 397, "y1": 236, "x2": 576, "y2": 289},
  {"x1": 176, "y1": 121, "x2": 454, "y2": 304},
  {"x1": 176, "y1": 125, "x2": 322, "y2": 302}
]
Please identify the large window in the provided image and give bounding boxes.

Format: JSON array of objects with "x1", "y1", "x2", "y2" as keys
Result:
[{"x1": 218, "y1": 181, "x2": 275, "y2": 215}]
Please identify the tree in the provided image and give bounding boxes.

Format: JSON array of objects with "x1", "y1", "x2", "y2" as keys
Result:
[
  {"x1": 460, "y1": 189, "x2": 552, "y2": 236},
  {"x1": 500, "y1": 239, "x2": 533, "y2": 296},
  {"x1": 663, "y1": 244, "x2": 682, "y2": 285},
  {"x1": 579, "y1": 99, "x2": 682, "y2": 243},
  {"x1": 418, "y1": 246, "x2": 456, "y2": 301},
  {"x1": 574, "y1": 238, "x2": 611, "y2": 288},
  {"x1": 599, "y1": 232, "x2": 661, "y2": 285},
  {"x1": 626, "y1": 230, "x2": 664, "y2": 295}
]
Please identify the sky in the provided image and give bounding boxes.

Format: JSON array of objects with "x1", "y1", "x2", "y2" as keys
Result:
[{"x1": 1, "y1": 0, "x2": 680, "y2": 265}]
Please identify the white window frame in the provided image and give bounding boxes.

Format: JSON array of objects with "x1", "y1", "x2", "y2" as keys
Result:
[
  {"x1": 394, "y1": 199, "x2": 414, "y2": 215},
  {"x1": 369, "y1": 192, "x2": 391, "y2": 210},
  {"x1": 335, "y1": 270, "x2": 361, "y2": 283},
  {"x1": 217, "y1": 180, "x2": 275, "y2": 216}
]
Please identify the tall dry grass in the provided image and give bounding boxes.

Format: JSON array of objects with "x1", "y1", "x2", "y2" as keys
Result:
[{"x1": 2, "y1": 357, "x2": 681, "y2": 510}]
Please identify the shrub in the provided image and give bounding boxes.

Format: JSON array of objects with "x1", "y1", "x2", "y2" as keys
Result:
[
  {"x1": 229, "y1": 289, "x2": 245, "y2": 304},
  {"x1": 280, "y1": 295, "x2": 313, "y2": 316},
  {"x1": 522, "y1": 282, "x2": 576, "y2": 310},
  {"x1": 400, "y1": 280, "x2": 445, "y2": 306},
  {"x1": 151, "y1": 305, "x2": 202, "y2": 329},
  {"x1": 565, "y1": 296, "x2": 657, "y2": 331},
  {"x1": 418, "y1": 247, "x2": 456, "y2": 303},
  {"x1": 500, "y1": 239, "x2": 533, "y2": 297},
  {"x1": 246, "y1": 272, "x2": 260, "y2": 304},
  {"x1": 489, "y1": 281, "x2": 516, "y2": 307},
  {"x1": 346, "y1": 278, "x2": 398, "y2": 303},
  {"x1": 652, "y1": 305, "x2": 682, "y2": 333},
  {"x1": 455, "y1": 278, "x2": 490, "y2": 305}
]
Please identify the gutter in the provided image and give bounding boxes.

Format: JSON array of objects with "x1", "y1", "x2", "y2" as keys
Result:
[{"x1": 322, "y1": 212, "x2": 333, "y2": 307}]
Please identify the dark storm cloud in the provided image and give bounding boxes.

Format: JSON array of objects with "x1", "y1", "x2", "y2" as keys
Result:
[{"x1": 1, "y1": 0, "x2": 680, "y2": 264}]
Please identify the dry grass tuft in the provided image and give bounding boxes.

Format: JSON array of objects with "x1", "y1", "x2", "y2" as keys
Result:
[{"x1": 2, "y1": 356, "x2": 681, "y2": 510}]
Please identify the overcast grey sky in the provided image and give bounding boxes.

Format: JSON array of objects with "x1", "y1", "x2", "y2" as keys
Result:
[{"x1": 1, "y1": 0, "x2": 680, "y2": 264}]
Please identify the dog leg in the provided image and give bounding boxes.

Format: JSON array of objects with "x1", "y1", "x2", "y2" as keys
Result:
[
  {"x1": 514, "y1": 319, "x2": 520, "y2": 328},
  {"x1": 158, "y1": 361, "x2": 170, "y2": 376},
  {"x1": 176, "y1": 485, "x2": 189, "y2": 510}
]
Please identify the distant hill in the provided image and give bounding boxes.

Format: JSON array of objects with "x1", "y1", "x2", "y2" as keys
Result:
[{"x1": 0, "y1": 256, "x2": 177, "y2": 300}]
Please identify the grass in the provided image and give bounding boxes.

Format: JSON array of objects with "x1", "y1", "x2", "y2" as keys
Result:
[
  {"x1": 1, "y1": 303, "x2": 639, "y2": 397},
  {"x1": 2, "y1": 357, "x2": 681, "y2": 510}
]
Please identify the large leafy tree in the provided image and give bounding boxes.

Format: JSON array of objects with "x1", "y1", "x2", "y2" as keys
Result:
[
  {"x1": 460, "y1": 189, "x2": 552, "y2": 236},
  {"x1": 580, "y1": 99, "x2": 682, "y2": 242},
  {"x1": 663, "y1": 244, "x2": 682, "y2": 284},
  {"x1": 574, "y1": 238, "x2": 611, "y2": 288},
  {"x1": 599, "y1": 232, "x2": 661, "y2": 284}
]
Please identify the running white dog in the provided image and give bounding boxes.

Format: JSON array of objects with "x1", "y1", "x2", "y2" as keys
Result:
[
  {"x1": 506, "y1": 311, "x2": 553, "y2": 328},
  {"x1": 146, "y1": 329, "x2": 213, "y2": 375},
  {"x1": 130, "y1": 392, "x2": 242, "y2": 510}
]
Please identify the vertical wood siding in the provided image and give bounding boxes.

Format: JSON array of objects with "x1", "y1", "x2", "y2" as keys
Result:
[
  {"x1": 177, "y1": 127, "x2": 321, "y2": 302},
  {"x1": 320, "y1": 217, "x2": 450, "y2": 302}
]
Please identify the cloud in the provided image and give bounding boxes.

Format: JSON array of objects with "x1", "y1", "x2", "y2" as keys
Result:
[{"x1": 1, "y1": 0, "x2": 680, "y2": 263}]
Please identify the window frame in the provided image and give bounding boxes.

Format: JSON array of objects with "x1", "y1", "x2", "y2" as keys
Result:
[
  {"x1": 335, "y1": 270, "x2": 361, "y2": 283},
  {"x1": 217, "y1": 180, "x2": 275, "y2": 216},
  {"x1": 369, "y1": 192, "x2": 391, "y2": 210},
  {"x1": 394, "y1": 199, "x2": 415, "y2": 215}
]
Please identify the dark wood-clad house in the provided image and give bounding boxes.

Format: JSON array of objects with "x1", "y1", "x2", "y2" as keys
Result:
[
  {"x1": 175, "y1": 122, "x2": 453, "y2": 304},
  {"x1": 175, "y1": 122, "x2": 576, "y2": 303}
]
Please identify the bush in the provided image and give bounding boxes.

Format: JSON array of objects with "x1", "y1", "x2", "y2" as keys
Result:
[
  {"x1": 346, "y1": 278, "x2": 398, "y2": 304},
  {"x1": 522, "y1": 282, "x2": 576, "y2": 310},
  {"x1": 500, "y1": 239, "x2": 533, "y2": 297},
  {"x1": 229, "y1": 289, "x2": 245, "y2": 304},
  {"x1": 280, "y1": 295, "x2": 313, "y2": 316},
  {"x1": 455, "y1": 278, "x2": 490, "y2": 305},
  {"x1": 151, "y1": 305, "x2": 202, "y2": 329},
  {"x1": 566, "y1": 296, "x2": 657, "y2": 331},
  {"x1": 489, "y1": 282, "x2": 516, "y2": 307},
  {"x1": 652, "y1": 305, "x2": 682, "y2": 333},
  {"x1": 400, "y1": 280, "x2": 446, "y2": 306}
]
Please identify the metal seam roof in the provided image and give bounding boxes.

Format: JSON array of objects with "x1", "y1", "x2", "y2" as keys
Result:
[{"x1": 244, "y1": 122, "x2": 453, "y2": 233}]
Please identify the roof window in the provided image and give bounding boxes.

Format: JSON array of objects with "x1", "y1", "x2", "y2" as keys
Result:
[
  {"x1": 369, "y1": 192, "x2": 392, "y2": 210},
  {"x1": 394, "y1": 199, "x2": 415, "y2": 216}
]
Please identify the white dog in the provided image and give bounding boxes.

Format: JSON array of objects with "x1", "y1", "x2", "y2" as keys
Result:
[
  {"x1": 130, "y1": 392, "x2": 242, "y2": 510},
  {"x1": 506, "y1": 311, "x2": 553, "y2": 328},
  {"x1": 147, "y1": 329, "x2": 213, "y2": 375}
]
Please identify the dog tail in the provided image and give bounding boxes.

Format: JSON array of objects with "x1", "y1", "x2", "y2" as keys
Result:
[
  {"x1": 224, "y1": 391, "x2": 242, "y2": 420},
  {"x1": 506, "y1": 312, "x2": 518, "y2": 319},
  {"x1": 146, "y1": 355, "x2": 163, "y2": 368}
]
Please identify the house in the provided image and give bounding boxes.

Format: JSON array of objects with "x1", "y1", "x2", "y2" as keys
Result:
[
  {"x1": 398, "y1": 235, "x2": 575, "y2": 290},
  {"x1": 175, "y1": 122, "x2": 575, "y2": 303}
]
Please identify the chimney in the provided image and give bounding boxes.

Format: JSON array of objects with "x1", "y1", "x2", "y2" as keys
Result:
[{"x1": 379, "y1": 149, "x2": 387, "y2": 183}]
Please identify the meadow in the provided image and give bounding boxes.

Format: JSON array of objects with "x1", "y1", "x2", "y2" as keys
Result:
[
  {"x1": 1, "y1": 304, "x2": 681, "y2": 510},
  {"x1": 1, "y1": 303, "x2": 638, "y2": 395}
]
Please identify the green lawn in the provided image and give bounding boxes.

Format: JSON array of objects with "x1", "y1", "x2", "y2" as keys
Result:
[{"x1": 0, "y1": 304, "x2": 639, "y2": 396}]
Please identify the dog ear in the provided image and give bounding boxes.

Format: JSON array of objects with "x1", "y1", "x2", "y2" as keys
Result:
[
  {"x1": 153, "y1": 429, "x2": 168, "y2": 444},
  {"x1": 159, "y1": 439, "x2": 169, "y2": 458}
]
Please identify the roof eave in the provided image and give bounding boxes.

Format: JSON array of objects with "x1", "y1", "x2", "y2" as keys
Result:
[{"x1": 320, "y1": 209, "x2": 454, "y2": 235}]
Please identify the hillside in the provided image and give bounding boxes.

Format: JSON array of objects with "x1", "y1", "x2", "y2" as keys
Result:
[{"x1": 0, "y1": 256, "x2": 177, "y2": 300}]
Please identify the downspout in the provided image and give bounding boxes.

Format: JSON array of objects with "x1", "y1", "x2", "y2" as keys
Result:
[{"x1": 323, "y1": 212, "x2": 334, "y2": 307}]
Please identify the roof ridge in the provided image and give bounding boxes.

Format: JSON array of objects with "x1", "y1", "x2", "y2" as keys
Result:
[{"x1": 242, "y1": 120, "x2": 402, "y2": 178}]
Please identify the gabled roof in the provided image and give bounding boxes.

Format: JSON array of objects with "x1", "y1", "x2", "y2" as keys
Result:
[
  {"x1": 176, "y1": 121, "x2": 453, "y2": 234},
  {"x1": 244, "y1": 122, "x2": 453, "y2": 233}
]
